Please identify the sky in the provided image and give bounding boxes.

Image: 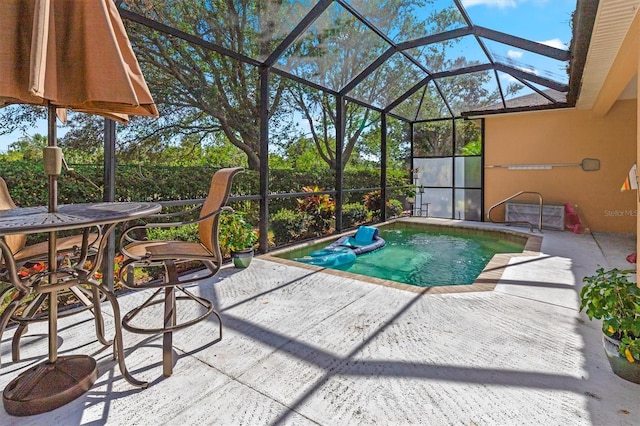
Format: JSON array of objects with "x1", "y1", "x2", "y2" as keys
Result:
[
  {"x1": 462, "y1": 0, "x2": 576, "y2": 46},
  {"x1": 0, "y1": 0, "x2": 577, "y2": 153},
  {"x1": 1, "y1": 119, "x2": 57, "y2": 153},
  {"x1": 462, "y1": 0, "x2": 575, "y2": 46},
  {"x1": 461, "y1": 0, "x2": 576, "y2": 83}
]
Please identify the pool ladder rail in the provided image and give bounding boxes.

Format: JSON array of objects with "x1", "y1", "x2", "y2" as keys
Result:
[{"x1": 487, "y1": 191, "x2": 543, "y2": 233}]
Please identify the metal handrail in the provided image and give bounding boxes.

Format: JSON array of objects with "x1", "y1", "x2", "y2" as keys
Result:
[{"x1": 487, "y1": 191, "x2": 544, "y2": 232}]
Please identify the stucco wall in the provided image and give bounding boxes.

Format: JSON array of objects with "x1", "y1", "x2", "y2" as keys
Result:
[{"x1": 484, "y1": 99, "x2": 637, "y2": 233}]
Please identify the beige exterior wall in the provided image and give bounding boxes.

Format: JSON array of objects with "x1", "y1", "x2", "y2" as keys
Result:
[
  {"x1": 484, "y1": 5, "x2": 640, "y2": 235},
  {"x1": 484, "y1": 99, "x2": 637, "y2": 233}
]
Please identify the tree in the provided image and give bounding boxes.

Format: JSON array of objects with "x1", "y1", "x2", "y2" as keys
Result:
[
  {"x1": 0, "y1": 105, "x2": 46, "y2": 139},
  {"x1": 276, "y1": 134, "x2": 332, "y2": 171},
  {"x1": 57, "y1": 114, "x2": 105, "y2": 164},
  {"x1": 119, "y1": 0, "x2": 297, "y2": 171},
  {"x1": 281, "y1": 1, "x2": 429, "y2": 170},
  {"x1": 8, "y1": 133, "x2": 47, "y2": 161}
]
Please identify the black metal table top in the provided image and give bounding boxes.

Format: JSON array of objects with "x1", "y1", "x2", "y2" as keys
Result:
[{"x1": 0, "y1": 202, "x2": 161, "y2": 235}]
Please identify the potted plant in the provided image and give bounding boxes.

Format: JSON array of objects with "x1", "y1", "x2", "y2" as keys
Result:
[
  {"x1": 220, "y1": 211, "x2": 258, "y2": 268},
  {"x1": 580, "y1": 268, "x2": 640, "y2": 383}
]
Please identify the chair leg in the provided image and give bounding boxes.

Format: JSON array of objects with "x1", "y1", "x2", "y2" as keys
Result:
[
  {"x1": 120, "y1": 259, "x2": 224, "y2": 378},
  {"x1": 212, "y1": 309, "x2": 223, "y2": 342},
  {"x1": 163, "y1": 261, "x2": 178, "y2": 377},
  {"x1": 85, "y1": 278, "x2": 147, "y2": 388}
]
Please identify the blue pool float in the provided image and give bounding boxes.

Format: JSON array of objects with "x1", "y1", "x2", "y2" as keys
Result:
[
  {"x1": 295, "y1": 226, "x2": 385, "y2": 267},
  {"x1": 298, "y1": 246, "x2": 357, "y2": 267},
  {"x1": 330, "y1": 225, "x2": 386, "y2": 255}
]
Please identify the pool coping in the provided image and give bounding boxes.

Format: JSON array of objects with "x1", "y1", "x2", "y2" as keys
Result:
[{"x1": 260, "y1": 217, "x2": 542, "y2": 295}]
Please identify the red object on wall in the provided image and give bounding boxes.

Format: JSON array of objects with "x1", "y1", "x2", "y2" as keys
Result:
[{"x1": 565, "y1": 203, "x2": 582, "y2": 234}]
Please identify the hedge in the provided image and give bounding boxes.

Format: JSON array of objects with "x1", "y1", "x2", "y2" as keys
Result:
[
  {"x1": 2, "y1": 161, "x2": 409, "y2": 207},
  {"x1": 1, "y1": 161, "x2": 410, "y2": 247}
]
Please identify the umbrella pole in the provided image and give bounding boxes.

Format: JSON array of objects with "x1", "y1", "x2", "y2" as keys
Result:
[
  {"x1": 46, "y1": 102, "x2": 59, "y2": 363},
  {"x1": 47, "y1": 103, "x2": 58, "y2": 213},
  {"x1": 3, "y1": 106, "x2": 98, "y2": 416}
]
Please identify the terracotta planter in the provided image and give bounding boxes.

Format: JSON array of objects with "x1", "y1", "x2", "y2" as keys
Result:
[
  {"x1": 231, "y1": 249, "x2": 253, "y2": 268},
  {"x1": 602, "y1": 334, "x2": 640, "y2": 384}
]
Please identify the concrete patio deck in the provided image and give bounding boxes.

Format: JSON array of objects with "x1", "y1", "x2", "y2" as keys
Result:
[{"x1": 1, "y1": 218, "x2": 638, "y2": 425}]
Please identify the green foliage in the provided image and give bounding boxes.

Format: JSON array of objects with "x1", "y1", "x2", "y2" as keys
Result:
[
  {"x1": 270, "y1": 209, "x2": 308, "y2": 245},
  {"x1": 219, "y1": 211, "x2": 257, "y2": 253},
  {"x1": 460, "y1": 140, "x2": 481, "y2": 156},
  {"x1": 146, "y1": 223, "x2": 199, "y2": 242},
  {"x1": 387, "y1": 199, "x2": 404, "y2": 218},
  {"x1": 1, "y1": 160, "x2": 409, "y2": 247},
  {"x1": 58, "y1": 114, "x2": 105, "y2": 163},
  {"x1": 144, "y1": 210, "x2": 259, "y2": 257},
  {"x1": 342, "y1": 203, "x2": 367, "y2": 228},
  {"x1": 1, "y1": 161, "x2": 56, "y2": 206},
  {"x1": 8, "y1": 133, "x2": 47, "y2": 161},
  {"x1": 580, "y1": 268, "x2": 640, "y2": 362},
  {"x1": 1, "y1": 161, "x2": 409, "y2": 209},
  {"x1": 363, "y1": 190, "x2": 383, "y2": 212},
  {"x1": 362, "y1": 190, "x2": 404, "y2": 221},
  {"x1": 137, "y1": 210, "x2": 258, "y2": 262},
  {"x1": 271, "y1": 169, "x2": 335, "y2": 193},
  {"x1": 297, "y1": 186, "x2": 335, "y2": 236},
  {"x1": 272, "y1": 136, "x2": 332, "y2": 171},
  {"x1": 414, "y1": 121, "x2": 453, "y2": 156}
]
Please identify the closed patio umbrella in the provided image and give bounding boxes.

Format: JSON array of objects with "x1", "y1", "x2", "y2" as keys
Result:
[
  {"x1": 1, "y1": 0, "x2": 157, "y2": 117},
  {"x1": 0, "y1": 0, "x2": 158, "y2": 416}
]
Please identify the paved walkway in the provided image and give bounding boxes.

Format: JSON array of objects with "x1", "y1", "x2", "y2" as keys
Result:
[{"x1": 0, "y1": 219, "x2": 638, "y2": 425}]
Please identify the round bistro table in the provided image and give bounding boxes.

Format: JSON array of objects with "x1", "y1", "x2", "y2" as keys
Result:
[{"x1": 0, "y1": 202, "x2": 161, "y2": 416}]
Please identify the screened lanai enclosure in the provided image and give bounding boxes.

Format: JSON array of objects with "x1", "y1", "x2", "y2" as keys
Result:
[
  {"x1": 6, "y1": 0, "x2": 590, "y2": 252},
  {"x1": 117, "y1": 0, "x2": 590, "y2": 251}
]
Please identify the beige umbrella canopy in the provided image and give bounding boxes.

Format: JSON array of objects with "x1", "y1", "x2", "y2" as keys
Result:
[
  {"x1": 0, "y1": 0, "x2": 158, "y2": 119},
  {"x1": 0, "y1": 0, "x2": 158, "y2": 212}
]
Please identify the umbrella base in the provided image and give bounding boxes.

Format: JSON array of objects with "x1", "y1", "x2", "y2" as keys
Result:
[{"x1": 3, "y1": 355, "x2": 97, "y2": 416}]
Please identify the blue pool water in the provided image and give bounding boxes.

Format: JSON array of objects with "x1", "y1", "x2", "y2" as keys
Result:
[{"x1": 280, "y1": 226, "x2": 524, "y2": 287}]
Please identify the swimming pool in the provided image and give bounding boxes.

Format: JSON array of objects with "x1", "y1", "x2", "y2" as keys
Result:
[{"x1": 273, "y1": 221, "x2": 528, "y2": 287}]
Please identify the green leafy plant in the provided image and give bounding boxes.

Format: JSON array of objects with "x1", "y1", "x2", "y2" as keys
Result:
[
  {"x1": 270, "y1": 208, "x2": 308, "y2": 245},
  {"x1": 460, "y1": 139, "x2": 481, "y2": 156},
  {"x1": 402, "y1": 186, "x2": 416, "y2": 198},
  {"x1": 386, "y1": 199, "x2": 404, "y2": 218},
  {"x1": 297, "y1": 186, "x2": 335, "y2": 236},
  {"x1": 363, "y1": 191, "x2": 404, "y2": 220},
  {"x1": 342, "y1": 203, "x2": 367, "y2": 228},
  {"x1": 580, "y1": 268, "x2": 640, "y2": 362},
  {"x1": 146, "y1": 223, "x2": 199, "y2": 242},
  {"x1": 363, "y1": 190, "x2": 383, "y2": 213},
  {"x1": 219, "y1": 211, "x2": 257, "y2": 253}
]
